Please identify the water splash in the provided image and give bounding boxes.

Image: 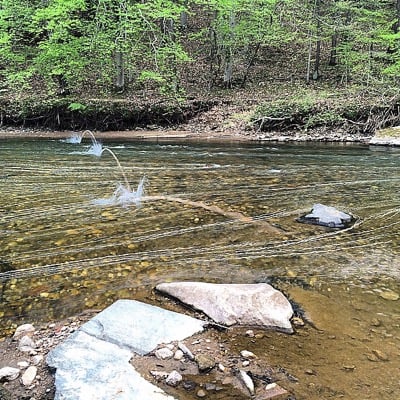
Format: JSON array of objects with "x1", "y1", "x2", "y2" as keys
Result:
[
  {"x1": 60, "y1": 133, "x2": 82, "y2": 144},
  {"x1": 93, "y1": 176, "x2": 146, "y2": 207}
]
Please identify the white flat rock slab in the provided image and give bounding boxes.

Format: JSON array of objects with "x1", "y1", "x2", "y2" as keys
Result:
[
  {"x1": 156, "y1": 282, "x2": 293, "y2": 333},
  {"x1": 304, "y1": 203, "x2": 351, "y2": 226},
  {"x1": 47, "y1": 299, "x2": 205, "y2": 400}
]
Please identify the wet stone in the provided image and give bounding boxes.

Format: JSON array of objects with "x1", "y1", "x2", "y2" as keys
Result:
[{"x1": 379, "y1": 290, "x2": 399, "y2": 301}]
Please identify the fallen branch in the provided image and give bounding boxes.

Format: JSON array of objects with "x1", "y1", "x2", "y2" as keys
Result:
[{"x1": 143, "y1": 195, "x2": 283, "y2": 235}]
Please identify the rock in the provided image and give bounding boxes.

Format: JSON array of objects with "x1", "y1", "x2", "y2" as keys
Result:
[
  {"x1": 196, "y1": 389, "x2": 207, "y2": 398},
  {"x1": 73, "y1": 299, "x2": 205, "y2": 356},
  {"x1": 155, "y1": 347, "x2": 174, "y2": 360},
  {"x1": 240, "y1": 350, "x2": 256, "y2": 359},
  {"x1": 156, "y1": 282, "x2": 294, "y2": 333},
  {"x1": 13, "y1": 324, "x2": 35, "y2": 339},
  {"x1": 297, "y1": 203, "x2": 353, "y2": 228},
  {"x1": 32, "y1": 354, "x2": 44, "y2": 365},
  {"x1": 0, "y1": 366, "x2": 20, "y2": 381},
  {"x1": 195, "y1": 354, "x2": 216, "y2": 372},
  {"x1": 47, "y1": 300, "x2": 205, "y2": 400},
  {"x1": 18, "y1": 335, "x2": 36, "y2": 352},
  {"x1": 166, "y1": 370, "x2": 183, "y2": 387},
  {"x1": 379, "y1": 290, "x2": 399, "y2": 301},
  {"x1": 174, "y1": 349, "x2": 184, "y2": 360},
  {"x1": 178, "y1": 342, "x2": 195, "y2": 360},
  {"x1": 238, "y1": 369, "x2": 255, "y2": 395},
  {"x1": 150, "y1": 370, "x2": 169, "y2": 381},
  {"x1": 21, "y1": 366, "x2": 37, "y2": 386},
  {"x1": 264, "y1": 382, "x2": 288, "y2": 399},
  {"x1": 17, "y1": 361, "x2": 30, "y2": 369}
]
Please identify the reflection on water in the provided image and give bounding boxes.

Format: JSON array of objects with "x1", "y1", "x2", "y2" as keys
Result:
[{"x1": 0, "y1": 138, "x2": 399, "y2": 397}]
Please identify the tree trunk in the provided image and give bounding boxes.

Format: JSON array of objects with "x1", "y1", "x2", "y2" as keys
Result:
[
  {"x1": 115, "y1": 50, "x2": 125, "y2": 91},
  {"x1": 329, "y1": 31, "x2": 338, "y2": 66},
  {"x1": 312, "y1": 0, "x2": 321, "y2": 80},
  {"x1": 223, "y1": 10, "x2": 235, "y2": 88}
]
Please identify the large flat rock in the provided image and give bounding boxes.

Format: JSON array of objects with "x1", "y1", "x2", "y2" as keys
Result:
[
  {"x1": 156, "y1": 282, "x2": 293, "y2": 333},
  {"x1": 47, "y1": 299, "x2": 205, "y2": 400}
]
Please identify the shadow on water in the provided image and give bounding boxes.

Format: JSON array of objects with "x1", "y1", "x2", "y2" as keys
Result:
[{"x1": 0, "y1": 135, "x2": 399, "y2": 399}]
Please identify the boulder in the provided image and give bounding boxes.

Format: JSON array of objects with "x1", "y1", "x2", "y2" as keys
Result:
[
  {"x1": 297, "y1": 203, "x2": 353, "y2": 228},
  {"x1": 156, "y1": 282, "x2": 293, "y2": 333}
]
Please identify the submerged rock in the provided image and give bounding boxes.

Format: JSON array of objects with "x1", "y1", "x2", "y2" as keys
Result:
[
  {"x1": 297, "y1": 203, "x2": 353, "y2": 228},
  {"x1": 156, "y1": 282, "x2": 294, "y2": 333}
]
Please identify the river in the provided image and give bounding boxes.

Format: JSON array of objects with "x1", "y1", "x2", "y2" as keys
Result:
[{"x1": 0, "y1": 136, "x2": 399, "y2": 399}]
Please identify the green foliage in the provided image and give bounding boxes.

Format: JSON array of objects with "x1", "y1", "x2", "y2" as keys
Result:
[{"x1": 0, "y1": 0, "x2": 399, "y2": 98}]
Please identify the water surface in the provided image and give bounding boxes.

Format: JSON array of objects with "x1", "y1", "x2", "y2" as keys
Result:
[{"x1": 0, "y1": 138, "x2": 399, "y2": 398}]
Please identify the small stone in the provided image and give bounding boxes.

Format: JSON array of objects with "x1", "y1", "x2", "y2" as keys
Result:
[
  {"x1": 183, "y1": 380, "x2": 197, "y2": 391},
  {"x1": 195, "y1": 354, "x2": 215, "y2": 372},
  {"x1": 292, "y1": 317, "x2": 305, "y2": 327},
  {"x1": 166, "y1": 370, "x2": 183, "y2": 387},
  {"x1": 218, "y1": 363, "x2": 225, "y2": 372},
  {"x1": 21, "y1": 366, "x2": 37, "y2": 386},
  {"x1": 13, "y1": 324, "x2": 35, "y2": 339},
  {"x1": 242, "y1": 360, "x2": 250, "y2": 367},
  {"x1": 18, "y1": 335, "x2": 36, "y2": 352},
  {"x1": 240, "y1": 350, "x2": 256, "y2": 358},
  {"x1": 17, "y1": 361, "x2": 30, "y2": 369},
  {"x1": 342, "y1": 365, "x2": 355, "y2": 371},
  {"x1": 245, "y1": 330, "x2": 255, "y2": 337},
  {"x1": 174, "y1": 349, "x2": 184, "y2": 360},
  {"x1": 32, "y1": 355, "x2": 44, "y2": 365},
  {"x1": 305, "y1": 369, "x2": 316, "y2": 375},
  {"x1": 178, "y1": 342, "x2": 195, "y2": 360},
  {"x1": 238, "y1": 369, "x2": 255, "y2": 395},
  {"x1": 265, "y1": 382, "x2": 288, "y2": 398},
  {"x1": 150, "y1": 370, "x2": 169, "y2": 381},
  {"x1": 372, "y1": 349, "x2": 389, "y2": 361},
  {"x1": 0, "y1": 367, "x2": 20, "y2": 381},
  {"x1": 196, "y1": 389, "x2": 207, "y2": 398},
  {"x1": 370, "y1": 318, "x2": 381, "y2": 327},
  {"x1": 155, "y1": 347, "x2": 174, "y2": 360},
  {"x1": 205, "y1": 383, "x2": 216, "y2": 391},
  {"x1": 379, "y1": 290, "x2": 399, "y2": 301}
]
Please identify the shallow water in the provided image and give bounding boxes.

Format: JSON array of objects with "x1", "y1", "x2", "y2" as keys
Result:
[{"x1": 0, "y1": 137, "x2": 399, "y2": 398}]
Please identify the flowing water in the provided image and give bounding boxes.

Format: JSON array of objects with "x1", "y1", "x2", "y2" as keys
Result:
[{"x1": 0, "y1": 137, "x2": 399, "y2": 399}]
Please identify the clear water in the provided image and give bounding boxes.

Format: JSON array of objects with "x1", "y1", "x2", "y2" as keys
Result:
[{"x1": 0, "y1": 138, "x2": 399, "y2": 398}]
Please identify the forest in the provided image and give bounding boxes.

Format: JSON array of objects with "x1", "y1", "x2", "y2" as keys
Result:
[{"x1": 1, "y1": 0, "x2": 400, "y2": 132}]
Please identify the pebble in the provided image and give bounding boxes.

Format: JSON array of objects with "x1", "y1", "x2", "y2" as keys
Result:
[
  {"x1": 150, "y1": 370, "x2": 169, "y2": 381},
  {"x1": 238, "y1": 369, "x2": 255, "y2": 395},
  {"x1": 195, "y1": 354, "x2": 216, "y2": 372},
  {"x1": 372, "y1": 349, "x2": 389, "y2": 361},
  {"x1": 165, "y1": 370, "x2": 183, "y2": 387},
  {"x1": 265, "y1": 382, "x2": 288, "y2": 398},
  {"x1": 245, "y1": 330, "x2": 255, "y2": 337},
  {"x1": 13, "y1": 324, "x2": 35, "y2": 339},
  {"x1": 196, "y1": 389, "x2": 207, "y2": 398},
  {"x1": 218, "y1": 363, "x2": 225, "y2": 372},
  {"x1": 0, "y1": 367, "x2": 20, "y2": 381},
  {"x1": 32, "y1": 355, "x2": 44, "y2": 365},
  {"x1": 155, "y1": 347, "x2": 174, "y2": 360},
  {"x1": 17, "y1": 361, "x2": 30, "y2": 369},
  {"x1": 240, "y1": 350, "x2": 256, "y2": 359},
  {"x1": 178, "y1": 342, "x2": 195, "y2": 360},
  {"x1": 174, "y1": 349, "x2": 184, "y2": 360},
  {"x1": 379, "y1": 290, "x2": 399, "y2": 301},
  {"x1": 21, "y1": 366, "x2": 37, "y2": 386},
  {"x1": 18, "y1": 335, "x2": 36, "y2": 352}
]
